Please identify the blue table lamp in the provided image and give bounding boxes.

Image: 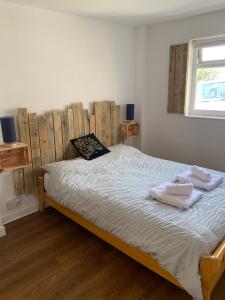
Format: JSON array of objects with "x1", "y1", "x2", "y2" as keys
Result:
[
  {"x1": 126, "y1": 104, "x2": 135, "y2": 121},
  {"x1": 0, "y1": 116, "x2": 17, "y2": 143}
]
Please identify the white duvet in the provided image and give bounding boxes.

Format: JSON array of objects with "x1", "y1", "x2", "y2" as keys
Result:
[{"x1": 44, "y1": 144, "x2": 225, "y2": 300}]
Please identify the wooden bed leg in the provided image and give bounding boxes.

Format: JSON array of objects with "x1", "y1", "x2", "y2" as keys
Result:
[
  {"x1": 38, "y1": 176, "x2": 45, "y2": 213},
  {"x1": 200, "y1": 239, "x2": 225, "y2": 300},
  {"x1": 200, "y1": 256, "x2": 219, "y2": 300},
  {"x1": 202, "y1": 291, "x2": 211, "y2": 300}
]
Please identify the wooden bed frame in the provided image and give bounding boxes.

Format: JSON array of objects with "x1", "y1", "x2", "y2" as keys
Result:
[
  {"x1": 38, "y1": 176, "x2": 225, "y2": 300},
  {"x1": 15, "y1": 100, "x2": 225, "y2": 300}
]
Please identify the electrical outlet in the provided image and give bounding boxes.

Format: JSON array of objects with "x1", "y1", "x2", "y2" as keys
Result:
[
  {"x1": 16, "y1": 199, "x2": 22, "y2": 206},
  {"x1": 6, "y1": 197, "x2": 22, "y2": 210}
]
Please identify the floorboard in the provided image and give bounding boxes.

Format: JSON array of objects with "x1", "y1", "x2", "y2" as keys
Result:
[{"x1": 0, "y1": 208, "x2": 224, "y2": 300}]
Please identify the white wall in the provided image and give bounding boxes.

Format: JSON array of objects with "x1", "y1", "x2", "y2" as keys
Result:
[
  {"x1": 142, "y1": 10, "x2": 225, "y2": 171},
  {"x1": 0, "y1": 2, "x2": 135, "y2": 226},
  {"x1": 134, "y1": 27, "x2": 148, "y2": 149}
]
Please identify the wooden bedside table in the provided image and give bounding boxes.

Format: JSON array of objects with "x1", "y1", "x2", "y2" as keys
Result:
[
  {"x1": 0, "y1": 143, "x2": 29, "y2": 237},
  {"x1": 121, "y1": 121, "x2": 139, "y2": 139},
  {"x1": 0, "y1": 143, "x2": 30, "y2": 172}
]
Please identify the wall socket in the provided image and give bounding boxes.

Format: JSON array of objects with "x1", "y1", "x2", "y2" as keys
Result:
[{"x1": 6, "y1": 197, "x2": 22, "y2": 210}]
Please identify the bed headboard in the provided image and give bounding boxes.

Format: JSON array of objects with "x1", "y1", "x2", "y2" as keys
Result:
[{"x1": 14, "y1": 101, "x2": 121, "y2": 195}]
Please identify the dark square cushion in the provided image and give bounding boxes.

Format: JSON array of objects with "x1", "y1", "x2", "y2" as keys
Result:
[{"x1": 71, "y1": 133, "x2": 110, "y2": 160}]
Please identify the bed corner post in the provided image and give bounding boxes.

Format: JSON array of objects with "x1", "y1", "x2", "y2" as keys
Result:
[
  {"x1": 200, "y1": 256, "x2": 217, "y2": 300},
  {"x1": 201, "y1": 240, "x2": 225, "y2": 300},
  {"x1": 38, "y1": 176, "x2": 45, "y2": 213}
]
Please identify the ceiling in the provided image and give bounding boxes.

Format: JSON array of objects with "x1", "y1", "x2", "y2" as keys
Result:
[{"x1": 2, "y1": 0, "x2": 225, "y2": 25}]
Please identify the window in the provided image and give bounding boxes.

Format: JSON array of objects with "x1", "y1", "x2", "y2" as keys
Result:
[{"x1": 186, "y1": 35, "x2": 225, "y2": 118}]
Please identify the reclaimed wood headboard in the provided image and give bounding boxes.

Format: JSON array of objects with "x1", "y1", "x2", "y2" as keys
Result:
[{"x1": 14, "y1": 101, "x2": 121, "y2": 195}]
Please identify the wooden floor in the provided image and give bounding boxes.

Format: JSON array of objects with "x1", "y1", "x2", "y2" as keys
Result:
[{"x1": 0, "y1": 209, "x2": 224, "y2": 300}]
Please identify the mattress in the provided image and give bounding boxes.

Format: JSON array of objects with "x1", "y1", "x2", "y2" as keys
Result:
[{"x1": 44, "y1": 144, "x2": 225, "y2": 300}]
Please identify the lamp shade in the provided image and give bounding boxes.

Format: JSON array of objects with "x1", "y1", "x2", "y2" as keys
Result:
[
  {"x1": 126, "y1": 104, "x2": 134, "y2": 120},
  {"x1": 0, "y1": 116, "x2": 17, "y2": 143}
]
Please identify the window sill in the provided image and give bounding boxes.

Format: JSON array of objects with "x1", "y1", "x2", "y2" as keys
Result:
[{"x1": 185, "y1": 113, "x2": 225, "y2": 120}]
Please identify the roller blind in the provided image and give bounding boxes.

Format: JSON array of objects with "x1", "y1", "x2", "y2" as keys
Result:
[{"x1": 167, "y1": 43, "x2": 188, "y2": 113}]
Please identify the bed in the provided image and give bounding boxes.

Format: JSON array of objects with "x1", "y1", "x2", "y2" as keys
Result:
[
  {"x1": 14, "y1": 101, "x2": 225, "y2": 300},
  {"x1": 40, "y1": 144, "x2": 225, "y2": 300}
]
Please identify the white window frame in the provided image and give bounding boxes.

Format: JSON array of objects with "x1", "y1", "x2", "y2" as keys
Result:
[{"x1": 185, "y1": 34, "x2": 225, "y2": 119}]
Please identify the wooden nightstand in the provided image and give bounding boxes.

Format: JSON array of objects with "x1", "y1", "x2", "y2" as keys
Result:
[
  {"x1": 121, "y1": 121, "x2": 139, "y2": 139},
  {"x1": 0, "y1": 143, "x2": 29, "y2": 172}
]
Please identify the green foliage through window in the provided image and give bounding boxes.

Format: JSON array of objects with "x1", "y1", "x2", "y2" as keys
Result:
[{"x1": 197, "y1": 68, "x2": 220, "y2": 81}]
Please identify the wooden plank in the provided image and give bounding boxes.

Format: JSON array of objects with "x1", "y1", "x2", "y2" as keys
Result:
[
  {"x1": 46, "y1": 113, "x2": 56, "y2": 163},
  {"x1": 72, "y1": 103, "x2": 80, "y2": 138},
  {"x1": 115, "y1": 105, "x2": 121, "y2": 144},
  {"x1": 29, "y1": 113, "x2": 41, "y2": 193},
  {"x1": 83, "y1": 109, "x2": 90, "y2": 135},
  {"x1": 68, "y1": 108, "x2": 76, "y2": 158},
  {"x1": 111, "y1": 104, "x2": 121, "y2": 145},
  {"x1": 105, "y1": 101, "x2": 111, "y2": 147},
  {"x1": 29, "y1": 114, "x2": 41, "y2": 161},
  {"x1": 52, "y1": 110, "x2": 63, "y2": 162},
  {"x1": 89, "y1": 115, "x2": 96, "y2": 135},
  {"x1": 11, "y1": 143, "x2": 29, "y2": 195},
  {"x1": 94, "y1": 101, "x2": 103, "y2": 143},
  {"x1": 101, "y1": 101, "x2": 107, "y2": 146},
  {"x1": 38, "y1": 115, "x2": 49, "y2": 166},
  {"x1": 110, "y1": 103, "x2": 116, "y2": 146},
  {"x1": 72, "y1": 103, "x2": 84, "y2": 138},
  {"x1": 62, "y1": 110, "x2": 71, "y2": 160},
  {"x1": 38, "y1": 176, "x2": 45, "y2": 213},
  {"x1": 14, "y1": 169, "x2": 24, "y2": 195},
  {"x1": 110, "y1": 101, "x2": 115, "y2": 146},
  {"x1": 68, "y1": 108, "x2": 75, "y2": 140},
  {"x1": 78, "y1": 103, "x2": 85, "y2": 137},
  {"x1": 93, "y1": 100, "x2": 115, "y2": 146},
  {"x1": 17, "y1": 108, "x2": 34, "y2": 194}
]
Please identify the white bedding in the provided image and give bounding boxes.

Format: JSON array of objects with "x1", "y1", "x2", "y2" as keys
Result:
[{"x1": 44, "y1": 144, "x2": 225, "y2": 300}]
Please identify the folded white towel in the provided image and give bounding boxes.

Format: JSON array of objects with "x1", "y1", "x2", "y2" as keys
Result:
[
  {"x1": 166, "y1": 183, "x2": 193, "y2": 195},
  {"x1": 150, "y1": 183, "x2": 202, "y2": 210},
  {"x1": 176, "y1": 170, "x2": 223, "y2": 191},
  {"x1": 191, "y1": 165, "x2": 211, "y2": 182}
]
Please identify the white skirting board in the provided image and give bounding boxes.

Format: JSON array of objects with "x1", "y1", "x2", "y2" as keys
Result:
[
  {"x1": 2, "y1": 202, "x2": 39, "y2": 225},
  {"x1": 0, "y1": 225, "x2": 6, "y2": 237},
  {"x1": 2, "y1": 195, "x2": 39, "y2": 225}
]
